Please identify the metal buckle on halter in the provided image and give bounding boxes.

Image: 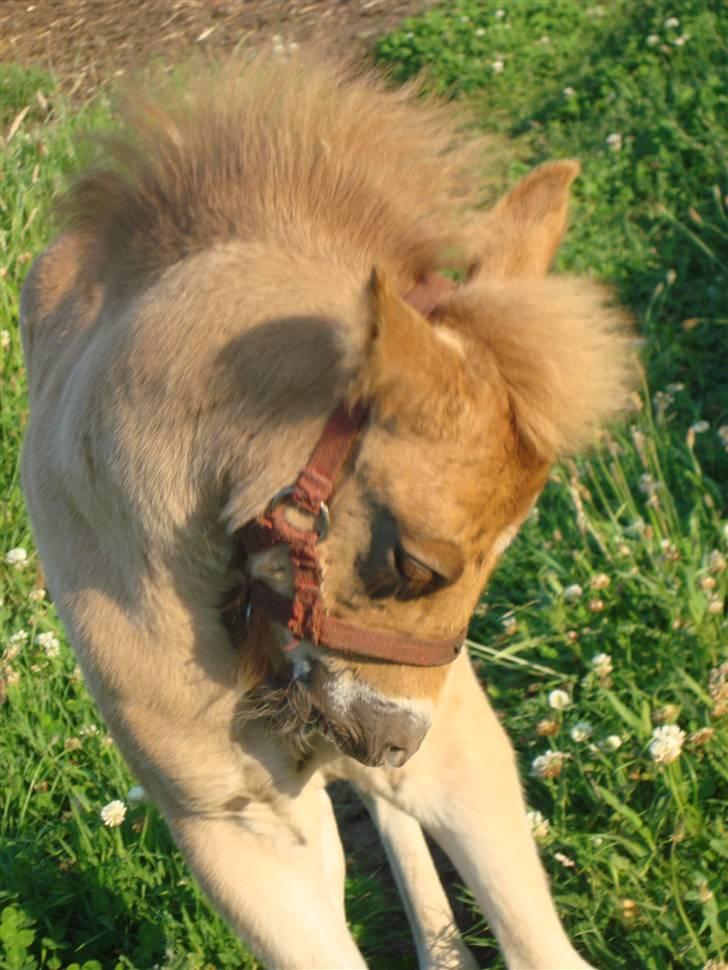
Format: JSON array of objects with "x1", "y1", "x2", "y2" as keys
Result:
[{"x1": 267, "y1": 486, "x2": 330, "y2": 540}]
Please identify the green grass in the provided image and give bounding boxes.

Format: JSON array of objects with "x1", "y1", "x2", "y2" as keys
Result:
[{"x1": 2, "y1": 1, "x2": 727, "y2": 968}]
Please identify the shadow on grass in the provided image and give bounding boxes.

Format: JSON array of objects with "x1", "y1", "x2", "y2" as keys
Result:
[
  {"x1": 0, "y1": 834, "x2": 167, "y2": 967},
  {"x1": 332, "y1": 781, "x2": 499, "y2": 970}
]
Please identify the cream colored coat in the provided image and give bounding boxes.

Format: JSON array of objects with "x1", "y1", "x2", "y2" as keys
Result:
[{"x1": 21, "y1": 55, "x2": 633, "y2": 969}]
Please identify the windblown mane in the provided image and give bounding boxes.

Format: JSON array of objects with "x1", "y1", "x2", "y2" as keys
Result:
[{"x1": 59, "y1": 52, "x2": 491, "y2": 285}]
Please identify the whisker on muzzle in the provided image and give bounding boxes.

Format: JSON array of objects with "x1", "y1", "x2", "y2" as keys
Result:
[{"x1": 235, "y1": 674, "x2": 321, "y2": 756}]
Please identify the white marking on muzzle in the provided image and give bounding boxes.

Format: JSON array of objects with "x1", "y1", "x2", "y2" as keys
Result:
[{"x1": 325, "y1": 668, "x2": 433, "y2": 730}]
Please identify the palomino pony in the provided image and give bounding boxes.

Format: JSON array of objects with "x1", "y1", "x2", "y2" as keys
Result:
[{"x1": 21, "y1": 54, "x2": 633, "y2": 969}]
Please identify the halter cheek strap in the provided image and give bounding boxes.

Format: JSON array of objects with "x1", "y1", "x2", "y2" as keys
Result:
[{"x1": 231, "y1": 273, "x2": 465, "y2": 667}]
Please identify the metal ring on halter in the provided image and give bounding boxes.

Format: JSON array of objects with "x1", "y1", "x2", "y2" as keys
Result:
[{"x1": 267, "y1": 486, "x2": 330, "y2": 540}]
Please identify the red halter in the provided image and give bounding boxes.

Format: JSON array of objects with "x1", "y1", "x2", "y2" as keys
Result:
[{"x1": 232, "y1": 273, "x2": 465, "y2": 667}]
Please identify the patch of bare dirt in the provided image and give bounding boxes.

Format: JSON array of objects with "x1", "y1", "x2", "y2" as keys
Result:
[{"x1": 2, "y1": 0, "x2": 438, "y2": 100}]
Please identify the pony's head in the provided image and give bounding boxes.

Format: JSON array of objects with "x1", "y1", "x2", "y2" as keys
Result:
[{"x1": 240, "y1": 161, "x2": 634, "y2": 767}]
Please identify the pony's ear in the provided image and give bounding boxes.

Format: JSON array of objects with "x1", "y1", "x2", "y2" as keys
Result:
[
  {"x1": 349, "y1": 267, "x2": 472, "y2": 432},
  {"x1": 469, "y1": 160, "x2": 580, "y2": 279}
]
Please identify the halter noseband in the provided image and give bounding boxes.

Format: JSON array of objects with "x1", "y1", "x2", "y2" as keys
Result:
[{"x1": 231, "y1": 272, "x2": 466, "y2": 667}]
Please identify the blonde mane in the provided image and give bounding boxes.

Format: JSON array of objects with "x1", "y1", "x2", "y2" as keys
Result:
[
  {"x1": 52, "y1": 51, "x2": 635, "y2": 466},
  {"x1": 60, "y1": 53, "x2": 491, "y2": 286}
]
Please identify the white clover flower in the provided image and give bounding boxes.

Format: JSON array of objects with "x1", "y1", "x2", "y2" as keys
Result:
[
  {"x1": 664, "y1": 16, "x2": 680, "y2": 28},
  {"x1": 100, "y1": 799, "x2": 127, "y2": 827},
  {"x1": 78, "y1": 724, "x2": 99, "y2": 737},
  {"x1": 474, "y1": 27, "x2": 486, "y2": 37},
  {"x1": 8, "y1": 630, "x2": 28, "y2": 647},
  {"x1": 638, "y1": 473, "x2": 658, "y2": 496},
  {"x1": 653, "y1": 703, "x2": 680, "y2": 724},
  {"x1": 526, "y1": 809, "x2": 550, "y2": 840},
  {"x1": 689, "y1": 727, "x2": 715, "y2": 746},
  {"x1": 646, "y1": 34, "x2": 660, "y2": 46},
  {"x1": 717, "y1": 425, "x2": 728, "y2": 447},
  {"x1": 570, "y1": 721, "x2": 593, "y2": 743},
  {"x1": 606, "y1": 132, "x2": 623, "y2": 151},
  {"x1": 690, "y1": 420, "x2": 709, "y2": 434},
  {"x1": 4, "y1": 547, "x2": 28, "y2": 568},
  {"x1": 591, "y1": 652, "x2": 613, "y2": 677},
  {"x1": 494, "y1": 8, "x2": 506, "y2": 18},
  {"x1": 601, "y1": 734, "x2": 623, "y2": 752},
  {"x1": 707, "y1": 595, "x2": 723, "y2": 615},
  {"x1": 563, "y1": 583, "x2": 583, "y2": 601},
  {"x1": 502, "y1": 615, "x2": 518, "y2": 635},
  {"x1": 491, "y1": 59, "x2": 505, "y2": 74},
  {"x1": 562, "y1": 86, "x2": 576, "y2": 98},
  {"x1": 548, "y1": 689, "x2": 571, "y2": 710},
  {"x1": 654, "y1": 388, "x2": 673, "y2": 413},
  {"x1": 648, "y1": 724, "x2": 685, "y2": 764},
  {"x1": 554, "y1": 850, "x2": 576, "y2": 868},
  {"x1": 532, "y1": 750, "x2": 567, "y2": 779},
  {"x1": 35, "y1": 632, "x2": 60, "y2": 657},
  {"x1": 590, "y1": 573, "x2": 611, "y2": 590},
  {"x1": 627, "y1": 519, "x2": 646, "y2": 537},
  {"x1": 0, "y1": 330, "x2": 9, "y2": 351},
  {"x1": 127, "y1": 785, "x2": 146, "y2": 805},
  {"x1": 660, "y1": 539, "x2": 679, "y2": 561},
  {"x1": 536, "y1": 717, "x2": 560, "y2": 737},
  {"x1": 4, "y1": 667, "x2": 20, "y2": 686},
  {"x1": 708, "y1": 550, "x2": 726, "y2": 574},
  {"x1": 28, "y1": 587, "x2": 46, "y2": 602}
]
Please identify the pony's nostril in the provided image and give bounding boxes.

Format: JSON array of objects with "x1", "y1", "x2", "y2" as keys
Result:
[{"x1": 384, "y1": 744, "x2": 409, "y2": 767}]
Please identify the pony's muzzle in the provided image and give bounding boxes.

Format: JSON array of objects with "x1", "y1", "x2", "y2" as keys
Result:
[{"x1": 334, "y1": 697, "x2": 430, "y2": 769}]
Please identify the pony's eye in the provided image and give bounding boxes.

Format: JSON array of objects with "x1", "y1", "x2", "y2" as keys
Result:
[{"x1": 394, "y1": 544, "x2": 436, "y2": 587}]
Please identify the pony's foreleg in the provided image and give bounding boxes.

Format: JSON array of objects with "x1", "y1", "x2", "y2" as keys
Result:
[
  {"x1": 354, "y1": 786, "x2": 478, "y2": 970},
  {"x1": 392, "y1": 653, "x2": 595, "y2": 970},
  {"x1": 169, "y1": 793, "x2": 364, "y2": 970},
  {"x1": 318, "y1": 783, "x2": 349, "y2": 920}
]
